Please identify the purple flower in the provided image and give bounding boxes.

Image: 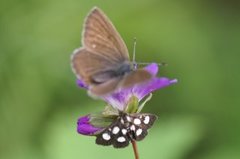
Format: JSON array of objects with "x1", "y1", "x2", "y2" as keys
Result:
[
  {"x1": 103, "y1": 63, "x2": 177, "y2": 110},
  {"x1": 77, "y1": 115, "x2": 103, "y2": 135},
  {"x1": 76, "y1": 63, "x2": 177, "y2": 135}
]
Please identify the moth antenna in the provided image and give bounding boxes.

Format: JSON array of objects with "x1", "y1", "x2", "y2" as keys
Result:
[{"x1": 132, "y1": 37, "x2": 137, "y2": 70}]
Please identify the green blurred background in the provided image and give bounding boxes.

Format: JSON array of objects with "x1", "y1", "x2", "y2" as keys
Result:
[{"x1": 1, "y1": 0, "x2": 240, "y2": 159}]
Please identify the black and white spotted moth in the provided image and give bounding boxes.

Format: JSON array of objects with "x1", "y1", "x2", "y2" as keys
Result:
[{"x1": 95, "y1": 112, "x2": 157, "y2": 148}]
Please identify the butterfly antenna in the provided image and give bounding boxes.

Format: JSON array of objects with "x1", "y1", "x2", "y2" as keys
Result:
[
  {"x1": 132, "y1": 37, "x2": 137, "y2": 69},
  {"x1": 132, "y1": 37, "x2": 167, "y2": 67},
  {"x1": 137, "y1": 62, "x2": 168, "y2": 67}
]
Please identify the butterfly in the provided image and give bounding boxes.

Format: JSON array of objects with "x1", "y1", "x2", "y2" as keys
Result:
[
  {"x1": 71, "y1": 7, "x2": 152, "y2": 96},
  {"x1": 95, "y1": 112, "x2": 157, "y2": 148}
]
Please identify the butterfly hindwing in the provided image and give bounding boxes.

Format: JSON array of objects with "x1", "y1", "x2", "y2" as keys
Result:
[
  {"x1": 121, "y1": 69, "x2": 152, "y2": 88},
  {"x1": 72, "y1": 48, "x2": 114, "y2": 84},
  {"x1": 89, "y1": 77, "x2": 122, "y2": 96}
]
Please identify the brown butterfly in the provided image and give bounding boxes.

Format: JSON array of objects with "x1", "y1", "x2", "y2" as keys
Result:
[{"x1": 71, "y1": 7, "x2": 152, "y2": 96}]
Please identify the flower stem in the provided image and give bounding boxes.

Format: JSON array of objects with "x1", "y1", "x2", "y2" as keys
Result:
[{"x1": 131, "y1": 140, "x2": 139, "y2": 159}]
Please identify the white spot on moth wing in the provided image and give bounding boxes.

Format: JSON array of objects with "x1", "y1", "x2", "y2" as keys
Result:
[
  {"x1": 112, "y1": 126, "x2": 120, "y2": 134},
  {"x1": 136, "y1": 129, "x2": 142, "y2": 136},
  {"x1": 121, "y1": 118, "x2": 124, "y2": 124},
  {"x1": 144, "y1": 116, "x2": 150, "y2": 124},
  {"x1": 117, "y1": 136, "x2": 126, "y2": 143},
  {"x1": 126, "y1": 116, "x2": 131, "y2": 122},
  {"x1": 130, "y1": 125, "x2": 136, "y2": 131},
  {"x1": 122, "y1": 129, "x2": 127, "y2": 135},
  {"x1": 102, "y1": 133, "x2": 111, "y2": 141},
  {"x1": 133, "y1": 118, "x2": 141, "y2": 125}
]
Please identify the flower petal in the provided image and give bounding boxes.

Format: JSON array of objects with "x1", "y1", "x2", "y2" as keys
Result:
[
  {"x1": 133, "y1": 77, "x2": 178, "y2": 100},
  {"x1": 77, "y1": 115, "x2": 103, "y2": 135},
  {"x1": 144, "y1": 63, "x2": 159, "y2": 75},
  {"x1": 103, "y1": 64, "x2": 177, "y2": 110},
  {"x1": 103, "y1": 91, "x2": 131, "y2": 111}
]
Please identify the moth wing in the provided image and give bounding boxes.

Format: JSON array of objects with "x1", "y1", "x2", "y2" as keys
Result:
[
  {"x1": 121, "y1": 69, "x2": 153, "y2": 88},
  {"x1": 83, "y1": 7, "x2": 129, "y2": 64},
  {"x1": 130, "y1": 113, "x2": 157, "y2": 141},
  {"x1": 96, "y1": 118, "x2": 130, "y2": 148},
  {"x1": 136, "y1": 113, "x2": 158, "y2": 129}
]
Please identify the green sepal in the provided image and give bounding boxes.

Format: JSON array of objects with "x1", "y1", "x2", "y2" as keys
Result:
[
  {"x1": 102, "y1": 104, "x2": 119, "y2": 116},
  {"x1": 89, "y1": 112, "x2": 117, "y2": 128},
  {"x1": 89, "y1": 104, "x2": 119, "y2": 129},
  {"x1": 124, "y1": 96, "x2": 139, "y2": 113},
  {"x1": 137, "y1": 93, "x2": 153, "y2": 113}
]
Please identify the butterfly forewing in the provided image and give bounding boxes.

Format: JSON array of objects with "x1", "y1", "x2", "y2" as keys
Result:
[
  {"x1": 95, "y1": 113, "x2": 157, "y2": 148},
  {"x1": 83, "y1": 7, "x2": 129, "y2": 63}
]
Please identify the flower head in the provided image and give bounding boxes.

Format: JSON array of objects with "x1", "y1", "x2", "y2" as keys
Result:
[{"x1": 102, "y1": 63, "x2": 177, "y2": 111}]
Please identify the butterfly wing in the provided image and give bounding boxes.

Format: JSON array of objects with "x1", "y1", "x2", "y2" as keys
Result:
[
  {"x1": 83, "y1": 7, "x2": 129, "y2": 63},
  {"x1": 89, "y1": 69, "x2": 153, "y2": 96},
  {"x1": 89, "y1": 77, "x2": 122, "y2": 96},
  {"x1": 120, "y1": 69, "x2": 153, "y2": 88},
  {"x1": 72, "y1": 7, "x2": 130, "y2": 92},
  {"x1": 72, "y1": 48, "x2": 117, "y2": 85}
]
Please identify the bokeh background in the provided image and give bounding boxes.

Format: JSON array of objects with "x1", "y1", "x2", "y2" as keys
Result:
[{"x1": 1, "y1": 0, "x2": 240, "y2": 159}]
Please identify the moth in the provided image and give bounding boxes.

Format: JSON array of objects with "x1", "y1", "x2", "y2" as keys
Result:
[
  {"x1": 95, "y1": 112, "x2": 157, "y2": 148},
  {"x1": 71, "y1": 7, "x2": 152, "y2": 96}
]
